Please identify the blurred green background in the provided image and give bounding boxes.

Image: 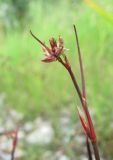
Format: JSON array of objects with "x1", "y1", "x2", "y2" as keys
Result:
[{"x1": 0, "y1": 0, "x2": 113, "y2": 159}]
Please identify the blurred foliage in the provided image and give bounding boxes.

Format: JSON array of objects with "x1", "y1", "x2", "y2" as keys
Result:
[
  {"x1": 0, "y1": 0, "x2": 29, "y2": 30},
  {"x1": 0, "y1": 0, "x2": 113, "y2": 159},
  {"x1": 84, "y1": 0, "x2": 113, "y2": 24}
]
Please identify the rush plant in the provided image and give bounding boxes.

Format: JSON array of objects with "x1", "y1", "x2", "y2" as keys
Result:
[{"x1": 30, "y1": 25, "x2": 100, "y2": 160}]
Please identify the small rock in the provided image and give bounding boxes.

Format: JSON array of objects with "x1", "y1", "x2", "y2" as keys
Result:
[
  {"x1": 18, "y1": 130, "x2": 25, "y2": 140},
  {"x1": 23, "y1": 121, "x2": 33, "y2": 132},
  {"x1": 74, "y1": 135, "x2": 85, "y2": 145},
  {"x1": 26, "y1": 117, "x2": 54, "y2": 144},
  {"x1": 15, "y1": 148, "x2": 25, "y2": 158},
  {"x1": 59, "y1": 110, "x2": 74, "y2": 143},
  {"x1": 42, "y1": 151, "x2": 53, "y2": 160},
  {"x1": 79, "y1": 155, "x2": 88, "y2": 160},
  {"x1": 0, "y1": 136, "x2": 12, "y2": 151},
  {"x1": 54, "y1": 151, "x2": 70, "y2": 160},
  {"x1": 9, "y1": 110, "x2": 23, "y2": 121},
  {"x1": 0, "y1": 151, "x2": 11, "y2": 160}
]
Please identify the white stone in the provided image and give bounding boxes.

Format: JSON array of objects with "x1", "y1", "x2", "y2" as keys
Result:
[
  {"x1": 9, "y1": 109, "x2": 23, "y2": 121},
  {"x1": 0, "y1": 151, "x2": 11, "y2": 160},
  {"x1": 79, "y1": 156, "x2": 89, "y2": 160},
  {"x1": 23, "y1": 121, "x2": 33, "y2": 132},
  {"x1": 54, "y1": 151, "x2": 70, "y2": 160},
  {"x1": 26, "y1": 118, "x2": 54, "y2": 144},
  {"x1": 18, "y1": 130, "x2": 25, "y2": 139},
  {"x1": 15, "y1": 148, "x2": 25, "y2": 158},
  {"x1": 3, "y1": 118, "x2": 15, "y2": 130},
  {"x1": 58, "y1": 155, "x2": 70, "y2": 160},
  {"x1": 75, "y1": 135, "x2": 85, "y2": 145},
  {"x1": 0, "y1": 137, "x2": 12, "y2": 151}
]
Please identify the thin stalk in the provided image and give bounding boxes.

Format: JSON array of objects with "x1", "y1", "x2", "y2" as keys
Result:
[
  {"x1": 58, "y1": 60, "x2": 100, "y2": 160},
  {"x1": 73, "y1": 24, "x2": 93, "y2": 159},
  {"x1": 73, "y1": 25, "x2": 100, "y2": 160},
  {"x1": 86, "y1": 137, "x2": 93, "y2": 160},
  {"x1": 11, "y1": 130, "x2": 18, "y2": 160},
  {"x1": 68, "y1": 66, "x2": 100, "y2": 160},
  {"x1": 11, "y1": 149, "x2": 15, "y2": 160},
  {"x1": 58, "y1": 57, "x2": 83, "y2": 106},
  {"x1": 70, "y1": 67, "x2": 100, "y2": 160},
  {"x1": 58, "y1": 58, "x2": 93, "y2": 132},
  {"x1": 58, "y1": 60, "x2": 93, "y2": 138},
  {"x1": 92, "y1": 142, "x2": 100, "y2": 160},
  {"x1": 67, "y1": 67, "x2": 83, "y2": 105},
  {"x1": 67, "y1": 67, "x2": 94, "y2": 137},
  {"x1": 73, "y1": 25, "x2": 86, "y2": 99}
]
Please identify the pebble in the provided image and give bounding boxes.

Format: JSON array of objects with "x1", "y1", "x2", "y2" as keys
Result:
[{"x1": 26, "y1": 117, "x2": 54, "y2": 144}]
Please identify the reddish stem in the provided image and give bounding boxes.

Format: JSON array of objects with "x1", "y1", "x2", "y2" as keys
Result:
[
  {"x1": 92, "y1": 142, "x2": 100, "y2": 160},
  {"x1": 11, "y1": 149, "x2": 15, "y2": 160},
  {"x1": 58, "y1": 58, "x2": 100, "y2": 160},
  {"x1": 86, "y1": 136, "x2": 93, "y2": 160},
  {"x1": 73, "y1": 25, "x2": 86, "y2": 99},
  {"x1": 73, "y1": 25, "x2": 100, "y2": 160},
  {"x1": 11, "y1": 130, "x2": 18, "y2": 160},
  {"x1": 67, "y1": 66, "x2": 100, "y2": 160}
]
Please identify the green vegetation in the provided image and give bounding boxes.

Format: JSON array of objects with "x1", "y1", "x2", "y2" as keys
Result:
[{"x1": 0, "y1": 0, "x2": 113, "y2": 159}]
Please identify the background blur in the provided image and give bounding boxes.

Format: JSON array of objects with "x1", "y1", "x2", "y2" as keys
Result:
[{"x1": 0, "y1": 0, "x2": 113, "y2": 159}]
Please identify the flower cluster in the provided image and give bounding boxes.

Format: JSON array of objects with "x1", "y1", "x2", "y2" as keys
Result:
[{"x1": 30, "y1": 31, "x2": 65, "y2": 63}]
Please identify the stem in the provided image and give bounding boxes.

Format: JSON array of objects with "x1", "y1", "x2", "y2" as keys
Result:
[
  {"x1": 58, "y1": 57, "x2": 92, "y2": 131},
  {"x1": 68, "y1": 69, "x2": 92, "y2": 133},
  {"x1": 73, "y1": 25, "x2": 86, "y2": 99},
  {"x1": 74, "y1": 25, "x2": 94, "y2": 159},
  {"x1": 68, "y1": 67, "x2": 100, "y2": 160},
  {"x1": 67, "y1": 68, "x2": 87, "y2": 110},
  {"x1": 58, "y1": 37, "x2": 100, "y2": 160},
  {"x1": 11, "y1": 149, "x2": 15, "y2": 160},
  {"x1": 67, "y1": 67, "x2": 100, "y2": 158},
  {"x1": 11, "y1": 130, "x2": 18, "y2": 160},
  {"x1": 92, "y1": 141, "x2": 100, "y2": 160},
  {"x1": 86, "y1": 137, "x2": 93, "y2": 160},
  {"x1": 59, "y1": 62, "x2": 100, "y2": 160},
  {"x1": 58, "y1": 58, "x2": 83, "y2": 104},
  {"x1": 73, "y1": 25, "x2": 101, "y2": 160},
  {"x1": 73, "y1": 25, "x2": 93, "y2": 132},
  {"x1": 68, "y1": 67, "x2": 83, "y2": 104}
]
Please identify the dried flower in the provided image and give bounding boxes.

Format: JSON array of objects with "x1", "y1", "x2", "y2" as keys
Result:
[{"x1": 30, "y1": 31, "x2": 65, "y2": 63}]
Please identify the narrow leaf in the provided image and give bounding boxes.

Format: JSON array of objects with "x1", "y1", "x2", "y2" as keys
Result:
[
  {"x1": 73, "y1": 25, "x2": 86, "y2": 99},
  {"x1": 77, "y1": 106, "x2": 89, "y2": 135}
]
